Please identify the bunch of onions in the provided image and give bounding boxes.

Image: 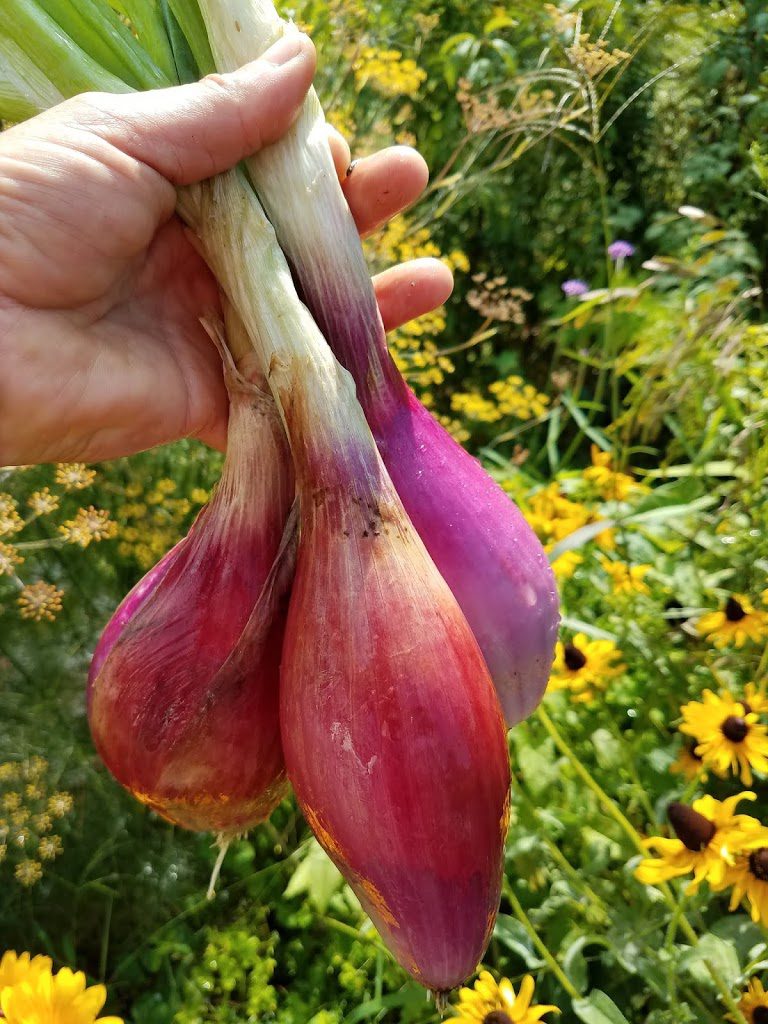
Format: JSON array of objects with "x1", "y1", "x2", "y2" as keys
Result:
[{"x1": 2, "y1": 0, "x2": 557, "y2": 992}]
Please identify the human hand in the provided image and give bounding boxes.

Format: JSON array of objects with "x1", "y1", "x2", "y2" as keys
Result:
[{"x1": 0, "y1": 34, "x2": 452, "y2": 465}]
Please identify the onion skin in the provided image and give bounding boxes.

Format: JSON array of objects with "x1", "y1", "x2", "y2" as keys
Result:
[
  {"x1": 281, "y1": 474, "x2": 511, "y2": 991},
  {"x1": 88, "y1": 366, "x2": 295, "y2": 835}
]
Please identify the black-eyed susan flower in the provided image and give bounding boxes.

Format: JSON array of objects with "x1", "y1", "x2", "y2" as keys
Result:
[
  {"x1": 679, "y1": 689, "x2": 768, "y2": 785},
  {"x1": 547, "y1": 633, "x2": 625, "y2": 703},
  {"x1": 635, "y1": 792, "x2": 768, "y2": 893},
  {"x1": 732, "y1": 977, "x2": 768, "y2": 1023},
  {"x1": 719, "y1": 846, "x2": 768, "y2": 929},
  {"x1": 697, "y1": 595, "x2": 767, "y2": 649},
  {"x1": 0, "y1": 959, "x2": 123, "y2": 1024},
  {"x1": 452, "y1": 970, "x2": 559, "y2": 1023},
  {"x1": 670, "y1": 742, "x2": 707, "y2": 781}
]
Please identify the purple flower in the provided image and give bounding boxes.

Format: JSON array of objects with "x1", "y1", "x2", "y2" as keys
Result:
[
  {"x1": 561, "y1": 279, "x2": 590, "y2": 297},
  {"x1": 607, "y1": 239, "x2": 635, "y2": 261}
]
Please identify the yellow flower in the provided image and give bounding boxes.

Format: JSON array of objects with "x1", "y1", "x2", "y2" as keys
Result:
[
  {"x1": 48, "y1": 792, "x2": 74, "y2": 818},
  {"x1": 155, "y1": 478, "x2": 176, "y2": 494},
  {"x1": 583, "y1": 445, "x2": 647, "y2": 502},
  {"x1": 55, "y1": 464, "x2": 96, "y2": 491},
  {"x1": 14, "y1": 860, "x2": 43, "y2": 887},
  {"x1": 0, "y1": 950, "x2": 52, "y2": 992},
  {"x1": 0, "y1": 763, "x2": 19, "y2": 782},
  {"x1": 0, "y1": 542, "x2": 23, "y2": 576},
  {"x1": 721, "y1": 848, "x2": 768, "y2": 930},
  {"x1": 679, "y1": 689, "x2": 768, "y2": 785},
  {"x1": 0, "y1": 496, "x2": 23, "y2": 537},
  {"x1": 0, "y1": 963, "x2": 123, "y2": 1024},
  {"x1": 27, "y1": 488, "x2": 60, "y2": 516},
  {"x1": 39, "y1": 835, "x2": 63, "y2": 861},
  {"x1": 59, "y1": 507, "x2": 117, "y2": 548},
  {"x1": 33, "y1": 813, "x2": 52, "y2": 833},
  {"x1": 353, "y1": 46, "x2": 427, "y2": 97},
  {"x1": 24, "y1": 756, "x2": 48, "y2": 780},
  {"x1": 453, "y1": 970, "x2": 559, "y2": 1023},
  {"x1": 18, "y1": 582, "x2": 64, "y2": 622},
  {"x1": 549, "y1": 549, "x2": 582, "y2": 582},
  {"x1": 599, "y1": 557, "x2": 651, "y2": 595},
  {"x1": 3, "y1": 793, "x2": 21, "y2": 811},
  {"x1": 547, "y1": 633, "x2": 625, "y2": 703},
  {"x1": 697, "y1": 595, "x2": 767, "y2": 648},
  {"x1": 635, "y1": 792, "x2": 768, "y2": 893},
  {"x1": 190, "y1": 488, "x2": 209, "y2": 504},
  {"x1": 670, "y1": 743, "x2": 706, "y2": 781},
  {"x1": 733, "y1": 976, "x2": 768, "y2": 1023}
]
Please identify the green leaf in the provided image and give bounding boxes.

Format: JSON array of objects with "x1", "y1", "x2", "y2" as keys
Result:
[
  {"x1": 108, "y1": 0, "x2": 176, "y2": 81},
  {"x1": 573, "y1": 990, "x2": 631, "y2": 1024},
  {"x1": 492, "y1": 914, "x2": 545, "y2": 968},
  {"x1": 284, "y1": 838, "x2": 343, "y2": 913},
  {"x1": 0, "y1": 32, "x2": 65, "y2": 120},
  {"x1": 4, "y1": 0, "x2": 130, "y2": 99},
  {"x1": 168, "y1": 0, "x2": 214, "y2": 76},
  {"x1": 680, "y1": 933, "x2": 740, "y2": 991}
]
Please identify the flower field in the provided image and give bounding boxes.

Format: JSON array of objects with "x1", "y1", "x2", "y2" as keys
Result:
[{"x1": 2, "y1": 1, "x2": 768, "y2": 1021}]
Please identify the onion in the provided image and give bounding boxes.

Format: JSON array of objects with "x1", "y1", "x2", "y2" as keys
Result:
[{"x1": 87, "y1": 318, "x2": 296, "y2": 835}]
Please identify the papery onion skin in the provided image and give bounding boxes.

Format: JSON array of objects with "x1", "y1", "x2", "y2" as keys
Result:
[
  {"x1": 280, "y1": 474, "x2": 511, "y2": 991},
  {"x1": 88, "y1": 369, "x2": 295, "y2": 835}
]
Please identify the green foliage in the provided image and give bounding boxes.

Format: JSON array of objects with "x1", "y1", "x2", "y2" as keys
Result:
[{"x1": 2, "y1": 1, "x2": 768, "y2": 1023}]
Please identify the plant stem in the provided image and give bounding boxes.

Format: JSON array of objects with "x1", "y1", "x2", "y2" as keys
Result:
[{"x1": 504, "y1": 885, "x2": 581, "y2": 1000}]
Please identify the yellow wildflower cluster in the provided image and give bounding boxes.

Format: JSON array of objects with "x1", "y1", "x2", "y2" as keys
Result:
[
  {"x1": 0, "y1": 951, "x2": 122, "y2": 1024},
  {"x1": 450, "y1": 376, "x2": 550, "y2": 428},
  {"x1": 59, "y1": 506, "x2": 117, "y2": 548},
  {"x1": 566, "y1": 33, "x2": 630, "y2": 77},
  {"x1": 489, "y1": 376, "x2": 550, "y2": 420},
  {"x1": 54, "y1": 464, "x2": 96, "y2": 491},
  {"x1": 27, "y1": 488, "x2": 60, "y2": 516},
  {"x1": 115, "y1": 477, "x2": 201, "y2": 570},
  {"x1": 679, "y1": 687, "x2": 768, "y2": 785},
  {"x1": 0, "y1": 758, "x2": 72, "y2": 890},
  {"x1": 17, "y1": 582, "x2": 64, "y2": 622},
  {"x1": 353, "y1": 46, "x2": 427, "y2": 97},
  {"x1": 600, "y1": 557, "x2": 651, "y2": 596},
  {"x1": 0, "y1": 542, "x2": 23, "y2": 577},
  {"x1": 548, "y1": 632, "x2": 626, "y2": 703},
  {"x1": 524, "y1": 482, "x2": 614, "y2": 552},
  {"x1": 366, "y1": 215, "x2": 468, "y2": 390},
  {"x1": 583, "y1": 445, "x2": 648, "y2": 502},
  {"x1": 0, "y1": 494, "x2": 23, "y2": 537},
  {"x1": 452, "y1": 969, "x2": 559, "y2": 1023}
]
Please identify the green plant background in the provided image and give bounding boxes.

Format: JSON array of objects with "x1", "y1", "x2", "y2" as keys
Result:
[{"x1": 2, "y1": 1, "x2": 768, "y2": 1021}]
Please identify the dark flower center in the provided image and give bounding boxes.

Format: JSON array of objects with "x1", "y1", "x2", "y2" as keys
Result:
[
  {"x1": 725, "y1": 597, "x2": 746, "y2": 622},
  {"x1": 484, "y1": 1014, "x2": 513, "y2": 1024},
  {"x1": 686, "y1": 743, "x2": 702, "y2": 763},
  {"x1": 741, "y1": 702, "x2": 753, "y2": 716},
  {"x1": 753, "y1": 1005, "x2": 768, "y2": 1024},
  {"x1": 749, "y1": 848, "x2": 768, "y2": 882},
  {"x1": 564, "y1": 643, "x2": 587, "y2": 670},
  {"x1": 667, "y1": 801, "x2": 716, "y2": 851},
  {"x1": 721, "y1": 715, "x2": 749, "y2": 743}
]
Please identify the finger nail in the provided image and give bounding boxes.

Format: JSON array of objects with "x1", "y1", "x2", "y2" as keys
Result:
[
  {"x1": 262, "y1": 33, "x2": 307, "y2": 67},
  {"x1": 346, "y1": 159, "x2": 359, "y2": 177}
]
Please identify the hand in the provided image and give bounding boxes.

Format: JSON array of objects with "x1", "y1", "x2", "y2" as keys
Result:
[{"x1": 0, "y1": 34, "x2": 452, "y2": 465}]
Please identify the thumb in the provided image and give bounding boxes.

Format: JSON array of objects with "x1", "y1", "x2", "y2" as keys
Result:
[{"x1": 77, "y1": 33, "x2": 315, "y2": 186}]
